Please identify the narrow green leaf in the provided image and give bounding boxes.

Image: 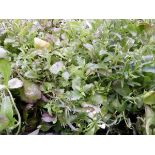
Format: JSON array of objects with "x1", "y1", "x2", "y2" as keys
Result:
[
  {"x1": 113, "y1": 81, "x2": 131, "y2": 97},
  {"x1": 0, "y1": 114, "x2": 9, "y2": 132},
  {"x1": 1, "y1": 96, "x2": 14, "y2": 121},
  {"x1": 145, "y1": 106, "x2": 155, "y2": 135},
  {"x1": 143, "y1": 91, "x2": 155, "y2": 105},
  {"x1": 0, "y1": 59, "x2": 11, "y2": 86}
]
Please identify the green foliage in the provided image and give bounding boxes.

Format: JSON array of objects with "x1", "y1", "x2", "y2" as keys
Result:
[
  {"x1": 1, "y1": 19, "x2": 155, "y2": 134},
  {"x1": 0, "y1": 59, "x2": 11, "y2": 86},
  {"x1": 0, "y1": 48, "x2": 20, "y2": 134}
]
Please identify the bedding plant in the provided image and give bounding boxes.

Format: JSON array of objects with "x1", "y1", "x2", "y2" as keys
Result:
[{"x1": 0, "y1": 19, "x2": 155, "y2": 135}]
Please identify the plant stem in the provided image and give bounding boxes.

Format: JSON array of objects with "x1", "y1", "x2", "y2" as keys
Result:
[{"x1": 6, "y1": 88, "x2": 21, "y2": 135}]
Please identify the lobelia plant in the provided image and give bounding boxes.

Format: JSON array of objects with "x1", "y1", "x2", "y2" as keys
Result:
[{"x1": 1, "y1": 19, "x2": 155, "y2": 135}]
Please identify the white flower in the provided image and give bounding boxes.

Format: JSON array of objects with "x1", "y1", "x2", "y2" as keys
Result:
[
  {"x1": 98, "y1": 123, "x2": 106, "y2": 129},
  {"x1": 62, "y1": 71, "x2": 70, "y2": 80},
  {"x1": 8, "y1": 78, "x2": 23, "y2": 89},
  {"x1": 0, "y1": 47, "x2": 7, "y2": 58},
  {"x1": 49, "y1": 61, "x2": 65, "y2": 74},
  {"x1": 99, "y1": 50, "x2": 107, "y2": 56},
  {"x1": 83, "y1": 43, "x2": 94, "y2": 51}
]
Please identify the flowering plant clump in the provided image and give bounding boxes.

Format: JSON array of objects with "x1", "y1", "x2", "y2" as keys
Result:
[{"x1": 0, "y1": 19, "x2": 155, "y2": 135}]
